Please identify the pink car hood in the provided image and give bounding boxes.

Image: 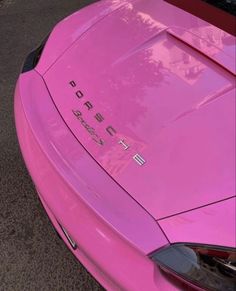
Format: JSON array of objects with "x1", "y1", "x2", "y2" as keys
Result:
[{"x1": 43, "y1": 0, "x2": 236, "y2": 219}]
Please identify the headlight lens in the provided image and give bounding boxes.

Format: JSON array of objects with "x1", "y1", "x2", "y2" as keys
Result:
[{"x1": 150, "y1": 244, "x2": 236, "y2": 291}]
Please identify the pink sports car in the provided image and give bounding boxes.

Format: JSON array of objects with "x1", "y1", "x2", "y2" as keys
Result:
[{"x1": 14, "y1": 0, "x2": 236, "y2": 290}]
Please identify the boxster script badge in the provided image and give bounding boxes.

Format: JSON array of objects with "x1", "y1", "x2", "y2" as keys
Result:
[{"x1": 70, "y1": 80, "x2": 146, "y2": 166}]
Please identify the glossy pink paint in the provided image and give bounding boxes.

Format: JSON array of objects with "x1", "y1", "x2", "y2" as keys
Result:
[
  {"x1": 15, "y1": 0, "x2": 235, "y2": 290},
  {"x1": 159, "y1": 197, "x2": 236, "y2": 248},
  {"x1": 43, "y1": 0, "x2": 235, "y2": 219},
  {"x1": 14, "y1": 70, "x2": 177, "y2": 290}
]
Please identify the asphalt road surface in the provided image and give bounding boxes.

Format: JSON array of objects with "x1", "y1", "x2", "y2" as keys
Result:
[{"x1": 0, "y1": 1, "x2": 103, "y2": 290}]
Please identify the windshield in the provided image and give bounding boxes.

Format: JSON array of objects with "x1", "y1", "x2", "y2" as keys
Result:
[
  {"x1": 203, "y1": 0, "x2": 236, "y2": 16},
  {"x1": 165, "y1": 0, "x2": 236, "y2": 36}
]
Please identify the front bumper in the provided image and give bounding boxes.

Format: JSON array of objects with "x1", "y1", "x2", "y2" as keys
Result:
[{"x1": 14, "y1": 70, "x2": 185, "y2": 290}]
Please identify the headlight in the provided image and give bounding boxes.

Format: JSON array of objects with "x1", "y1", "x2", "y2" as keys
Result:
[
  {"x1": 150, "y1": 243, "x2": 236, "y2": 291},
  {"x1": 22, "y1": 34, "x2": 49, "y2": 73}
]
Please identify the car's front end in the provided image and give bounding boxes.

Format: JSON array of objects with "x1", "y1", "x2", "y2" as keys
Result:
[{"x1": 15, "y1": 0, "x2": 236, "y2": 290}]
